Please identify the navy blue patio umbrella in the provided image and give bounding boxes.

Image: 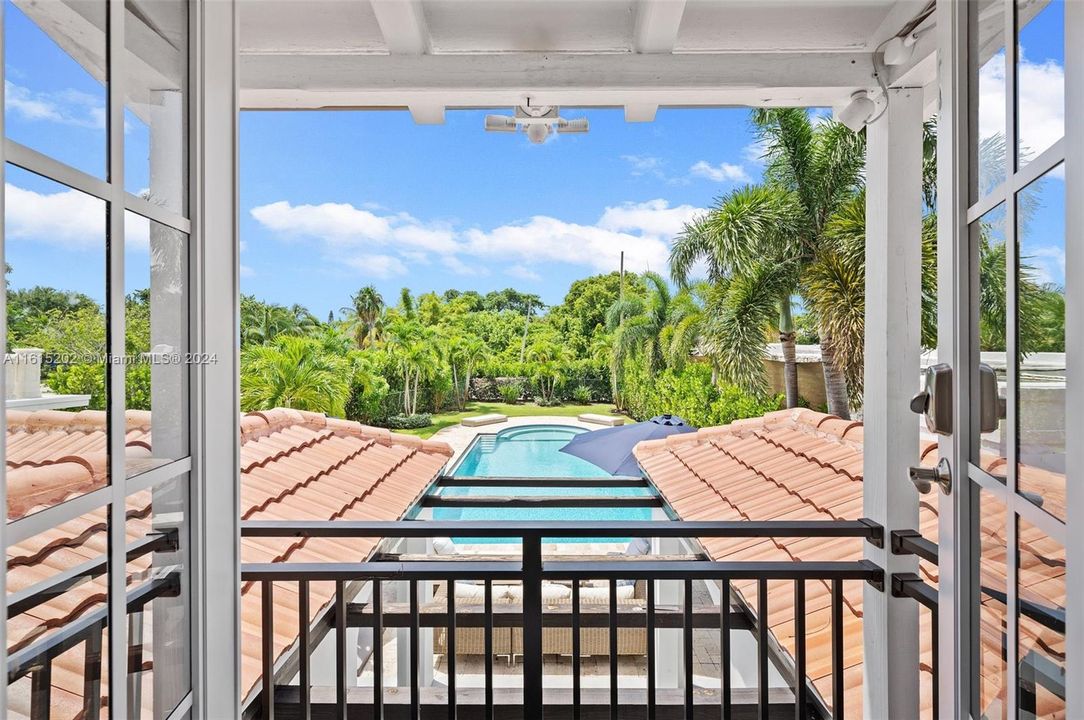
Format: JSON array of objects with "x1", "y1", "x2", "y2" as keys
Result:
[{"x1": 559, "y1": 414, "x2": 695, "y2": 477}]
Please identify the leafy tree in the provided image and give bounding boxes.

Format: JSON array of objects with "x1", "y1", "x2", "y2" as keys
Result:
[
  {"x1": 341, "y1": 285, "x2": 385, "y2": 348},
  {"x1": 240, "y1": 336, "x2": 350, "y2": 415},
  {"x1": 483, "y1": 288, "x2": 544, "y2": 315},
  {"x1": 672, "y1": 109, "x2": 865, "y2": 417}
]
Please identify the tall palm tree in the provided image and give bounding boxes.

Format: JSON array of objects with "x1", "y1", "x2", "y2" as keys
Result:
[
  {"x1": 240, "y1": 336, "x2": 350, "y2": 415},
  {"x1": 341, "y1": 285, "x2": 385, "y2": 348},
  {"x1": 672, "y1": 109, "x2": 865, "y2": 418},
  {"x1": 605, "y1": 271, "x2": 696, "y2": 409}
]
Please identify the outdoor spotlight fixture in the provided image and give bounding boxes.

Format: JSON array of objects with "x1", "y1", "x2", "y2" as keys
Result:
[
  {"x1": 835, "y1": 90, "x2": 876, "y2": 132},
  {"x1": 484, "y1": 104, "x2": 589, "y2": 144}
]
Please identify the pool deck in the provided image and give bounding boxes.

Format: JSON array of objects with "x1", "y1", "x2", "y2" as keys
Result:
[{"x1": 431, "y1": 415, "x2": 604, "y2": 466}]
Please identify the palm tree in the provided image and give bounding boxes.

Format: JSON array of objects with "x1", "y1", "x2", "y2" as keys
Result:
[
  {"x1": 240, "y1": 336, "x2": 350, "y2": 415},
  {"x1": 341, "y1": 285, "x2": 385, "y2": 348},
  {"x1": 527, "y1": 337, "x2": 569, "y2": 403},
  {"x1": 672, "y1": 109, "x2": 865, "y2": 418}
]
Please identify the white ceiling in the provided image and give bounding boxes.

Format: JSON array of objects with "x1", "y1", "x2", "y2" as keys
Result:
[{"x1": 239, "y1": 0, "x2": 939, "y2": 120}]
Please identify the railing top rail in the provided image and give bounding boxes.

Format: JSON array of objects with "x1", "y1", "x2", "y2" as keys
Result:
[
  {"x1": 240, "y1": 559, "x2": 884, "y2": 586},
  {"x1": 241, "y1": 519, "x2": 882, "y2": 540}
]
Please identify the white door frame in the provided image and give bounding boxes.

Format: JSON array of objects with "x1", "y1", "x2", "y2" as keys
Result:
[{"x1": 937, "y1": 1, "x2": 1077, "y2": 717}]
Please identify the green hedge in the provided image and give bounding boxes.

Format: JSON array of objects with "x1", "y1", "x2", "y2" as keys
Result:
[
  {"x1": 621, "y1": 361, "x2": 781, "y2": 427},
  {"x1": 385, "y1": 413, "x2": 433, "y2": 429}
]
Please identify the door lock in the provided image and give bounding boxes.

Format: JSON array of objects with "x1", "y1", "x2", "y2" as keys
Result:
[{"x1": 908, "y1": 458, "x2": 952, "y2": 495}]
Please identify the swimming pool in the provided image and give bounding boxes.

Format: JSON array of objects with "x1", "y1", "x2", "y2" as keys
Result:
[
  {"x1": 450, "y1": 424, "x2": 614, "y2": 478},
  {"x1": 435, "y1": 424, "x2": 653, "y2": 543}
]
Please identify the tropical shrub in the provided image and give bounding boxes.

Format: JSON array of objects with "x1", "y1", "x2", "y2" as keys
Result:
[
  {"x1": 534, "y1": 396, "x2": 562, "y2": 407},
  {"x1": 386, "y1": 413, "x2": 432, "y2": 430},
  {"x1": 498, "y1": 381, "x2": 523, "y2": 404},
  {"x1": 570, "y1": 384, "x2": 593, "y2": 404},
  {"x1": 622, "y1": 360, "x2": 781, "y2": 428},
  {"x1": 240, "y1": 336, "x2": 350, "y2": 415}
]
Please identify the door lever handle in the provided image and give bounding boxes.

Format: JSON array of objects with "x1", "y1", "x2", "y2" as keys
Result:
[{"x1": 908, "y1": 458, "x2": 952, "y2": 495}]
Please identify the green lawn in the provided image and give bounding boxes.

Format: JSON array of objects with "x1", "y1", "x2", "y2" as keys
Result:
[{"x1": 396, "y1": 402, "x2": 633, "y2": 439}]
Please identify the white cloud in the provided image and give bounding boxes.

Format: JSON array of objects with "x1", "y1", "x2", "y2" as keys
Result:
[
  {"x1": 742, "y1": 139, "x2": 770, "y2": 166},
  {"x1": 978, "y1": 49, "x2": 1064, "y2": 164},
  {"x1": 240, "y1": 264, "x2": 256, "y2": 278},
  {"x1": 622, "y1": 154, "x2": 664, "y2": 176},
  {"x1": 251, "y1": 197, "x2": 704, "y2": 278},
  {"x1": 1027, "y1": 245, "x2": 1066, "y2": 287},
  {"x1": 506, "y1": 264, "x2": 541, "y2": 281},
  {"x1": 341, "y1": 254, "x2": 407, "y2": 279},
  {"x1": 689, "y1": 160, "x2": 750, "y2": 183},
  {"x1": 4, "y1": 182, "x2": 104, "y2": 249},
  {"x1": 442, "y1": 255, "x2": 488, "y2": 277},
  {"x1": 4, "y1": 81, "x2": 106, "y2": 130}
]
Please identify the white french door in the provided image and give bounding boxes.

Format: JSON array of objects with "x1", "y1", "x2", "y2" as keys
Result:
[{"x1": 937, "y1": 1, "x2": 1078, "y2": 718}]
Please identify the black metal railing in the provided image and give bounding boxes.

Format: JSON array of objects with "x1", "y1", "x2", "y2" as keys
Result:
[
  {"x1": 241, "y1": 519, "x2": 884, "y2": 720},
  {"x1": 890, "y1": 528, "x2": 940, "y2": 719}
]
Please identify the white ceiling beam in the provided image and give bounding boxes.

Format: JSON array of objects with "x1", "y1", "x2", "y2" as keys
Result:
[
  {"x1": 408, "y1": 102, "x2": 445, "y2": 124},
  {"x1": 370, "y1": 0, "x2": 430, "y2": 55},
  {"x1": 633, "y1": 0, "x2": 686, "y2": 54},
  {"x1": 241, "y1": 50, "x2": 877, "y2": 111}
]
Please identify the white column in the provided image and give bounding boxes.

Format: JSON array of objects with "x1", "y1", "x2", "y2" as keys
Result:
[
  {"x1": 193, "y1": 0, "x2": 241, "y2": 716},
  {"x1": 862, "y1": 86, "x2": 923, "y2": 720}
]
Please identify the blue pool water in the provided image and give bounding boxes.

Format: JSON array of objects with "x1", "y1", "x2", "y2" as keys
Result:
[
  {"x1": 435, "y1": 424, "x2": 652, "y2": 543},
  {"x1": 451, "y1": 425, "x2": 613, "y2": 478}
]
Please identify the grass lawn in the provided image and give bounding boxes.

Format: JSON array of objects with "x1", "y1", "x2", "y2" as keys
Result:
[{"x1": 396, "y1": 402, "x2": 633, "y2": 439}]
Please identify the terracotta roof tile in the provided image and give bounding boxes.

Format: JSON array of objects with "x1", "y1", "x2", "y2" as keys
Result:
[
  {"x1": 634, "y1": 409, "x2": 1065, "y2": 719},
  {"x1": 7, "y1": 408, "x2": 450, "y2": 714}
]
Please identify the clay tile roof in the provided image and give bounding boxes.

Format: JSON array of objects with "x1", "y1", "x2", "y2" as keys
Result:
[
  {"x1": 6, "y1": 408, "x2": 451, "y2": 714},
  {"x1": 634, "y1": 409, "x2": 1065, "y2": 719}
]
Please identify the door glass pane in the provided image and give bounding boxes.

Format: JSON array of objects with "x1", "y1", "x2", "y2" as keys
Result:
[
  {"x1": 1016, "y1": 520, "x2": 1065, "y2": 719},
  {"x1": 3, "y1": 0, "x2": 108, "y2": 178},
  {"x1": 124, "y1": 0, "x2": 188, "y2": 215},
  {"x1": 126, "y1": 472, "x2": 191, "y2": 718},
  {"x1": 976, "y1": 488, "x2": 1009, "y2": 719},
  {"x1": 6, "y1": 505, "x2": 111, "y2": 714},
  {"x1": 973, "y1": 0, "x2": 1007, "y2": 199},
  {"x1": 1015, "y1": 166, "x2": 1065, "y2": 520},
  {"x1": 124, "y1": 212, "x2": 189, "y2": 477},
  {"x1": 4, "y1": 164, "x2": 109, "y2": 519},
  {"x1": 971, "y1": 202, "x2": 1009, "y2": 478},
  {"x1": 1016, "y1": 0, "x2": 1064, "y2": 167}
]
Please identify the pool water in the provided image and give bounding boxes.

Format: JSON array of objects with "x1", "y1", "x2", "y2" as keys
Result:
[
  {"x1": 435, "y1": 424, "x2": 652, "y2": 543},
  {"x1": 451, "y1": 425, "x2": 613, "y2": 478}
]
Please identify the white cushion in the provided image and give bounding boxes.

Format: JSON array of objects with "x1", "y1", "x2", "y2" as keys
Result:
[
  {"x1": 454, "y1": 581, "x2": 486, "y2": 599},
  {"x1": 579, "y1": 584, "x2": 635, "y2": 601},
  {"x1": 503, "y1": 582, "x2": 571, "y2": 601},
  {"x1": 432, "y1": 537, "x2": 456, "y2": 554},
  {"x1": 624, "y1": 537, "x2": 651, "y2": 556}
]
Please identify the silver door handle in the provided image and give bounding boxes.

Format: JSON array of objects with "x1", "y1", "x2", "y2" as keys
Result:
[{"x1": 908, "y1": 458, "x2": 952, "y2": 495}]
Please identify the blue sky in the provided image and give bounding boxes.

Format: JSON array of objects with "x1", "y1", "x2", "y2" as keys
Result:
[{"x1": 2, "y1": 0, "x2": 1068, "y2": 318}]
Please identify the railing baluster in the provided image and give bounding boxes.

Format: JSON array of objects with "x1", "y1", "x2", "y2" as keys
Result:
[
  {"x1": 757, "y1": 578, "x2": 768, "y2": 720},
  {"x1": 335, "y1": 579, "x2": 347, "y2": 720},
  {"x1": 128, "y1": 612, "x2": 145, "y2": 720},
  {"x1": 832, "y1": 578, "x2": 845, "y2": 720},
  {"x1": 572, "y1": 580, "x2": 581, "y2": 720},
  {"x1": 299, "y1": 580, "x2": 311, "y2": 720},
  {"x1": 484, "y1": 579, "x2": 494, "y2": 720},
  {"x1": 410, "y1": 580, "x2": 420, "y2": 720},
  {"x1": 610, "y1": 577, "x2": 619, "y2": 720},
  {"x1": 373, "y1": 579, "x2": 383, "y2": 720},
  {"x1": 794, "y1": 580, "x2": 807, "y2": 720},
  {"x1": 83, "y1": 620, "x2": 103, "y2": 720},
  {"x1": 684, "y1": 578, "x2": 694, "y2": 720},
  {"x1": 522, "y1": 534, "x2": 543, "y2": 720},
  {"x1": 647, "y1": 579, "x2": 656, "y2": 720},
  {"x1": 30, "y1": 661, "x2": 51, "y2": 720},
  {"x1": 720, "y1": 577, "x2": 731, "y2": 720},
  {"x1": 447, "y1": 578, "x2": 457, "y2": 720},
  {"x1": 262, "y1": 581, "x2": 275, "y2": 720}
]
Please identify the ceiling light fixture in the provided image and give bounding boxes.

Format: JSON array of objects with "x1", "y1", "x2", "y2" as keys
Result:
[
  {"x1": 835, "y1": 90, "x2": 876, "y2": 132},
  {"x1": 484, "y1": 104, "x2": 589, "y2": 144}
]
